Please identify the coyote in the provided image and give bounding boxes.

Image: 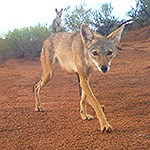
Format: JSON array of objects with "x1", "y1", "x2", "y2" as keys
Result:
[
  {"x1": 52, "y1": 8, "x2": 63, "y2": 32},
  {"x1": 34, "y1": 24, "x2": 125, "y2": 133}
]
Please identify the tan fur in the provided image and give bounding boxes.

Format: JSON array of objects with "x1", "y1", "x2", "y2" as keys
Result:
[{"x1": 34, "y1": 24, "x2": 125, "y2": 133}]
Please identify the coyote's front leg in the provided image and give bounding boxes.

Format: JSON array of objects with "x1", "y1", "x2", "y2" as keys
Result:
[
  {"x1": 80, "y1": 90, "x2": 94, "y2": 120},
  {"x1": 76, "y1": 73, "x2": 94, "y2": 120},
  {"x1": 80, "y1": 91, "x2": 105, "y2": 120},
  {"x1": 78, "y1": 72, "x2": 112, "y2": 132}
]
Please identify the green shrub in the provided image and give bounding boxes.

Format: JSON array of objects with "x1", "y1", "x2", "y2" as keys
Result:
[
  {"x1": 0, "y1": 24, "x2": 52, "y2": 59},
  {"x1": 127, "y1": 0, "x2": 150, "y2": 27}
]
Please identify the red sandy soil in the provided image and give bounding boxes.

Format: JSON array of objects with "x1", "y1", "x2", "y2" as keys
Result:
[{"x1": 0, "y1": 26, "x2": 150, "y2": 150}]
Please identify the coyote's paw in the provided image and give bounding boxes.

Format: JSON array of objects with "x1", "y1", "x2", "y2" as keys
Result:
[
  {"x1": 101, "y1": 105, "x2": 105, "y2": 111},
  {"x1": 35, "y1": 106, "x2": 46, "y2": 112},
  {"x1": 101, "y1": 121, "x2": 112, "y2": 133},
  {"x1": 81, "y1": 113, "x2": 94, "y2": 120}
]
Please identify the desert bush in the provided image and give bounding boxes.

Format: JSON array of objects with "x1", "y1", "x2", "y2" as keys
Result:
[
  {"x1": 91, "y1": 3, "x2": 119, "y2": 36},
  {"x1": 128, "y1": 0, "x2": 150, "y2": 27},
  {"x1": 63, "y1": 3, "x2": 120, "y2": 36},
  {"x1": 63, "y1": 4, "x2": 92, "y2": 31},
  {"x1": 0, "y1": 24, "x2": 52, "y2": 59}
]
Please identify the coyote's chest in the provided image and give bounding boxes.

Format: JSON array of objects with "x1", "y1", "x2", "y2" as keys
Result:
[{"x1": 57, "y1": 57, "x2": 77, "y2": 73}]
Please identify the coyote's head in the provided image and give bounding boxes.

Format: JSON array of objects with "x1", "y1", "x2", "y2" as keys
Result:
[{"x1": 80, "y1": 24, "x2": 125, "y2": 73}]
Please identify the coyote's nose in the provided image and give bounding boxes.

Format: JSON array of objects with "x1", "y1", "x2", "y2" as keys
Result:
[{"x1": 101, "y1": 65, "x2": 108, "y2": 73}]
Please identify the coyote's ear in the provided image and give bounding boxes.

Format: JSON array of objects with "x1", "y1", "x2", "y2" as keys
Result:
[
  {"x1": 80, "y1": 24, "x2": 95, "y2": 47},
  {"x1": 107, "y1": 24, "x2": 125, "y2": 45}
]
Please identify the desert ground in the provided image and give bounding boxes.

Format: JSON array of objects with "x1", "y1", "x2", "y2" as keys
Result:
[{"x1": 0, "y1": 26, "x2": 150, "y2": 150}]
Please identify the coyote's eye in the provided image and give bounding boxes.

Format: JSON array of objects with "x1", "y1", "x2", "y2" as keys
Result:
[
  {"x1": 107, "y1": 51, "x2": 113, "y2": 56},
  {"x1": 92, "y1": 51, "x2": 98, "y2": 56}
]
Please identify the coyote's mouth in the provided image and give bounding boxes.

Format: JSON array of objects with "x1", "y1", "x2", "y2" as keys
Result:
[{"x1": 92, "y1": 59, "x2": 110, "y2": 73}]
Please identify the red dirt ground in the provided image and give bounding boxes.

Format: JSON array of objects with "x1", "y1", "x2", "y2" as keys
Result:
[{"x1": 0, "y1": 26, "x2": 150, "y2": 150}]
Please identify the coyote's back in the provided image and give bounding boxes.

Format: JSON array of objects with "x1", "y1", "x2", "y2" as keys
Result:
[{"x1": 41, "y1": 32, "x2": 81, "y2": 73}]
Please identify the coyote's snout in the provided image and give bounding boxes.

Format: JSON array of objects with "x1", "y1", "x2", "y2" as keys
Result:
[{"x1": 34, "y1": 24, "x2": 125, "y2": 133}]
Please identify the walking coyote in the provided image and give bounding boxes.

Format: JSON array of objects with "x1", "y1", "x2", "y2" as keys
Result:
[{"x1": 34, "y1": 24, "x2": 125, "y2": 133}]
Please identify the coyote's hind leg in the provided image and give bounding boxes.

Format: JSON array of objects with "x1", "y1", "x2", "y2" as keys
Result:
[
  {"x1": 34, "y1": 79, "x2": 45, "y2": 112},
  {"x1": 34, "y1": 70, "x2": 52, "y2": 112},
  {"x1": 34, "y1": 41, "x2": 55, "y2": 112}
]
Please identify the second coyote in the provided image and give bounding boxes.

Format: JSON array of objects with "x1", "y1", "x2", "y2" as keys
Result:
[{"x1": 34, "y1": 24, "x2": 125, "y2": 133}]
